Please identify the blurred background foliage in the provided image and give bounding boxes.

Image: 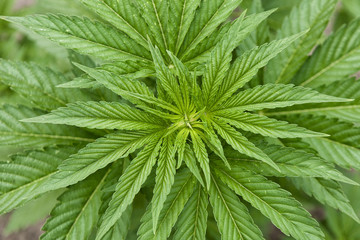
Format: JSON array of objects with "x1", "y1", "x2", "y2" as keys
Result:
[{"x1": 0, "y1": 0, "x2": 359, "y2": 239}]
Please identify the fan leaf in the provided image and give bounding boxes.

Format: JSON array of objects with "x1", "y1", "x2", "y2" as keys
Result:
[
  {"x1": 214, "y1": 165, "x2": 325, "y2": 240},
  {"x1": 0, "y1": 105, "x2": 94, "y2": 147},
  {"x1": 24, "y1": 101, "x2": 165, "y2": 130},
  {"x1": 96, "y1": 135, "x2": 163, "y2": 239},
  {"x1": 138, "y1": 169, "x2": 196, "y2": 240},
  {"x1": 0, "y1": 148, "x2": 77, "y2": 215},
  {"x1": 265, "y1": 0, "x2": 337, "y2": 84},
  {"x1": 294, "y1": 18, "x2": 360, "y2": 87},
  {"x1": 2, "y1": 15, "x2": 151, "y2": 62},
  {"x1": 173, "y1": 184, "x2": 208, "y2": 240},
  {"x1": 209, "y1": 173, "x2": 265, "y2": 240}
]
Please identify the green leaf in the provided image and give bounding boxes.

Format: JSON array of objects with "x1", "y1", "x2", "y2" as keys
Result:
[
  {"x1": 74, "y1": 64, "x2": 153, "y2": 100},
  {"x1": 76, "y1": 64, "x2": 181, "y2": 114},
  {"x1": 0, "y1": 148, "x2": 76, "y2": 215},
  {"x1": 167, "y1": 0, "x2": 201, "y2": 54},
  {"x1": 214, "y1": 84, "x2": 349, "y2": 114},
  {"x1": 99, "y1": 205, "x2": 132, "y2": 240},
  {"x1": 48, "y1": 130, "x2": 159, "y2": 189},
  {"x1": 182, "y1": 22, "x2": 231, "y2": 65},
  {"x1": 2, "y1": 15, "x2": 151, "y2": 62},
  {"x1": 148, "y1": 43, "x2": 184, "y2": 111},
  {"x1": 202, "y1": 124, "x2": 230, "y2": 169},
  {"x1": 152, "y1": 136, "x2": 177, "y2": 232},
  {"x1": 291, "y1": 178, "x2": 360, "y2": 223},
  {"x1": 58, "y1": 77, "x2": 101, "y2": 89},
  {"x1": 137, "y1": 169, "x2": 196, "y2": 240},
  {"x1": 265, "y1": 0, "x2": 337, "y2": 84},
  {"x1": 0, "y1": 60, "x2": 90, "y2": 111},
  {"x1": 0, "y1": 105, "x2": 94, "y2": 147},
  {"x1": 282, "y1": 115, "x2": 360, "y2": 171},
  {"x1": 167, "y1": 51, "x2": 193, "y2": 109},
  {"x1": 217, "y1": 111, "x2": 326, "y2": 138},
  {"x1": 190, "y1": 130, "x2": 211, "y2": 189},
  {"x1": 179, "y1": 0, "x2": 242, "y2": 60},
  {"x1": 183, "y1": 144, "x2": 205, "y2": 187},
  {"x1": 60, "y1": 60, "x2": 154, "y2": 90},
  {"x1": 211, "y1": 119, "x2": 279, "y2": 171},
  {"x1": 41, "y1": 169, "x2": 110, "y2": 240},
  {"x1": 214, "y1": 166, "x2": 325, "y2": 240},
  {"x1": 209, "y1": 173, "x2": 265, "y2": 240},
  {"x1": 137, "y1": 0, "x2": 169, "y2": 54},
  {"x1": 173, "y1": 184, "x2": 208, "y2": 240},
  {"x1": 294, "y1": 18, "x2": 360, "y2": 88},
  {"x1": 212, "y1": 33, "x2": 305, "y2": 109},
  {"x1": 4, "y1": 190, "x2": 62, "y2": 235},
  {"x1": 174, "y1": 128, "x2": 190, "y2": 169},
  {"x1": 201, "y1": 15, "x2": 244, "y2": 106},
  {"x1": 97, "y1": 161, "x2": 132, "y2": 240},
  {"x1": 220, "y1": 144, "x2": 357, "y2": 185},
  {"x1": 236, "y1": 0, "x2": 269, "y2": 50},
  {"x1": 24, "y1": 101, "x2": 165, "y2": 130},
  {"x1": 202, "y1": 10, "x2": 276, "y2": 106},
  {"x1": 265, "y1": 78, "x2": 360, "y2": 124},
  {"x1": 80, "y1": 0, "x2": 149, "y2": 48},
  {"x1": 96, "y1": 135, "x2": 163, "y2": 240}
]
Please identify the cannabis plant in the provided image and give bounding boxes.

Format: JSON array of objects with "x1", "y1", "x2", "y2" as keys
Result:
[{"x1": 1, "y1": 0, "x2": 360, "y2": 239}]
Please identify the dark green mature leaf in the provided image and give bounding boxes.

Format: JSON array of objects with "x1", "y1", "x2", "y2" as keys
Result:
[
  {"x1": 283, "y1": 115, "x2": 360, "y2": 170},
  {"x1": 179, "y1": 0, "x2": 242, "y2": 60},
  {"x1": 97, "y1": 135, "x2": 163, "y2": 239},
  {"x1": 217, "y1": 111, "x2": 326, "y2": 138},
  {"x1": 80, "y1": 0, "x2": 149, "y2": 48},
  {"x1": 265, "y1": 0, "x2": 337, "y2": 84},
  {"x1": 100, "y1": 206, "x2": 132, "y2": 240},
  {"x1": 220, "y1": 144, "x2": 357, "y2": 185},
  {"x1": 214, "y1": 84, "x2": 349, "y2": 114},
  {"x1": 212, "y1": 32, "x2": 305, "y2": 109},
  {"x1": 0, "y1": 105, "x2": 94, "y2": 147},
  {"x1": 2, "y1": 15, "x2": 152, "y2": 62},
  {"x1": 209, "y1": 173, "x2": 264, "y2": 240},
  {"x1": 24, "y1": 101, "x2": 165, "y2": 130},
  {"x1": 41, "y1": 169, "x2": 110, "y2": 240},
  {"x1": 214, "y1": 166, "x2": 325, "y2": 240},
  {"x1": 0, "y1": 60, "x2": 90, "y2": 111},
  {"x1": 0, "y1": 148, "x2": 76, "y2": 215},
  {"x1": 173, "y1": 184, "x2": 208, "y2": 240},
  {"x1": 291, "y1": 178, "x2": 360, "y2": 223},
  {"x1": 202, "y1": 10, "x2": 275, "y2": 106},
  {"x1": 182, "y1": 22, "x2": 231, "y2": 65},
  {"x1": 265, "y1": 78, "x2": 360, "y2": 124},
  {"x1": 138, "y1": 169, "x2": 196, "y2": 240},
  {"x1": 48, "y1": 130, "x2": 159, "y2": 189},
  {"x1": 137, "y1": 0, "x2": 169, "y2": 55},
  {"x1": 236, "y1": 0, "x2": 269, "y2": 51},
  {"x1": 294, "y1": 18, "x2": 360, "y2": 88},
  {"x1": 97, "y1": 161, "x2": 132, "y2": 240},
  {"x1": 167, "y1": 0, "x2": 201, "y2": 54}
]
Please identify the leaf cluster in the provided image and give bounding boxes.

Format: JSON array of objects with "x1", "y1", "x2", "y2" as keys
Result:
[{"x1": 0, "y1": 0, "x2": 360, "y2": 239}]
